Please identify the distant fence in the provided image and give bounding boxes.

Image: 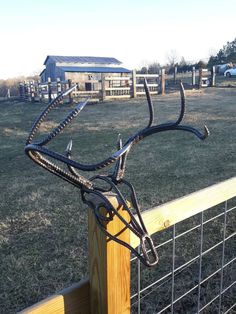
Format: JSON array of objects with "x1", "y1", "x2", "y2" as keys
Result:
[
  {"x1": 20, "y1": 176, "x2": 236, "y2": 314},
  {"x1": 19, "y1": 67, "x2": 218, "y2": 103},
  {"x1": 19, "y1": 72, "x2": 161, "y2": 103},
  {"x1": 166, "y1": 66, "x2": 215, "y2": 90}
]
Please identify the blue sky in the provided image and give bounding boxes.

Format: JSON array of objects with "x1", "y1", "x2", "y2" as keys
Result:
[{"x1": 0, "y1": 0, "x2": 235, "y2": 78}]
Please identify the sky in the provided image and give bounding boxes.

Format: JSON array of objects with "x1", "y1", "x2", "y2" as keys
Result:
[{"x1": 0, "y1": 0, "x2": 235, "y2": 79}]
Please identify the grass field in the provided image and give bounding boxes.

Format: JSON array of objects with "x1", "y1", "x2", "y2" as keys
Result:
[{"x1": 0, "y1": 87, "x2": 236, "y2": 313}]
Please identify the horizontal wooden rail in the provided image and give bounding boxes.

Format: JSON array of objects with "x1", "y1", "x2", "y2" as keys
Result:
[
  {"x1": 136, "y1": 83, "x2": 158, "y2": 87},
  {"x1": 19, "y1": 279, "x2": 90, "y2": 314},
  {"x1": 73, "y1": 91, "x2": 100, "y2": 95},
  {"x1": 105, "y1": 95, "x2": 131, "y2": 99},
  {"x1": 77, "y1": 80, "x2": 100, "y2": 84},
  {"x1": 136, "y1": 91, "x2": 158, "y2": 95},
  {"x1": 105, "y1": 87, "x2": 130, "y2": 91},
  {"x1": 136, "y1": 74, "x2": 159, "y2": 78},
  {"x1": 105, "y1": 77, "x2": 131, "y2": 81},
  {"x1": 130, "y1": 177, "x2": 236, "y2": 248}
]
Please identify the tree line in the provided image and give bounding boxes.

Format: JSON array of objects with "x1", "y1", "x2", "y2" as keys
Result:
[
  {"x1": 137, "y1": 59, "x2": 208, "y2": 75},
  {"x1": 0, "y1": 75, "x2": 39, "y2": 98},
  {"x1": 208, "y1": 37, "x2": 236, "y2": 68},
  {"x1": 137, "y1": 37, "x2": 236, "y2": 75}
]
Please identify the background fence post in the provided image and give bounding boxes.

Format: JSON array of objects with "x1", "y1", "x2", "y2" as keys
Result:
[
  {"x1": 198, "y1": 68, "x2": 202, "y2": 89},
  {"x1": 132, "y1": 70, "x2": 137, "y2": 98},
  {"x1": 38, "y1": 80, "x2": 42, "y2": 102},
  {"x1": 68, "y1": 79, "x2": 73, "y2": 104},
  {"x1": 24, "y1": 81, "x2": 30, "y2": 101},
  {"x1": 88, "y1": 194, "x2": 131, "y2": 314},
  {"x1": 6, "y1": 88, "x2": 11, "y2": 99},
  {"x1": 48, "y1": 77, "x2": 52, "y2": 102},
  {"x1": 160, "y1": 68, "x2": 165, "y2": 95},
  {"x1": 101, "y1": 73, "x2": 106, "y2": 101},
  {"x1": 174, "y1": 65, "x2": 177, "y2": 84},
  {"x1": 57, "y1": 77, "x2": 62, "y2": 96},
  {"x1": 19, "y1": 83, "x2": 24, "y2": 100},
  {"x1": 192, "y1": 66, "x2": 196, "y2": 88},
  {"x1": 30, "y1": 81, "x2": 35, "y2": 102},
  {"x1": 211, "y1": 66, "x2": 216, "y2": 87}
]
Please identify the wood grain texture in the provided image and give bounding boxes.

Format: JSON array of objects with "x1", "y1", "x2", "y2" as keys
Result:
[
  {"x1": 19, "y1": 279, "x2": 90, "y2": 314},
  {"x1": 131, "y1": 177, "x2": 236, "y2": 248},
  {"x1": 88, "y1": 193, "x2": 131, "y2": 314}
]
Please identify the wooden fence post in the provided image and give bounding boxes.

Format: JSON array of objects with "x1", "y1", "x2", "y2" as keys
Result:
[
  {"x1": 211, "y1": 66, "x2": 216, "y2": 87},
  {"x1": 24, "y1": 81, "x2": 30, "y2": 101},
  {"x1": 23, "y1": 81, "x2": 27, "y2": 100},
  {"x1": 35, "y1": 81, "x2": 38, "y2": 100},
  {"x1": 131, "y1": 70, "x2": 137, "y2": 98},
  {"x1": 198, "y1": 68, "x2": 202, "y2": 89},
  {"x1": 38, "y1": 81, "x2": 42, "y2": 102},
  {"x1": 48, "y1": 77, "x2": 52, "y2": 102},
  {"x1": 174, "y1": 66, "x2": 177, "y2": 85},
  {"x1": 6, "y1": 88, "x2": 11, "y2": 98},
  {"x1": 160, "y1": 69, "x2": 165, "y2": 95},
  {"x1": 68, "y1": 79, "x2": 73, "y2": 104},
  {"x1": 19, "y1": 83, "x2": 24, "y2": 100},
  {"x1": 192, "y1": 66, "x2": 196, "y2": 87},
  {"x1": 30, "y1": 81, "x2": 35, "y2": 102},
  {"x1": 57, "y1": 77, "x2": 62, "y2": 95},
  {"x1": 101, "y1": 74, "x2": 106, "y2": 101},
  {"x1": 88, "y1": 193, "x2": 131, "y2": 314},
  {"x1": 36, "y1": 80, "x2": 40, "y2": 102}
]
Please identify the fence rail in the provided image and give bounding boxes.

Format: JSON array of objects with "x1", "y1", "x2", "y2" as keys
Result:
[
  {"x1": 130, "y1": 176, "x2": 236, "y2": 247},
  {"x1": 20, "y1": 177, "x2": 236, "y2": 314}
]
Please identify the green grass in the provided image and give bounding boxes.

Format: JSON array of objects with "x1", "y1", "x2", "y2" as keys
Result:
[{"x1": 0, "y1": 88, "x2": 236, "y2": 313}]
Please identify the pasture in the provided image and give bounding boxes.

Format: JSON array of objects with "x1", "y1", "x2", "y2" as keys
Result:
[{"x1": 0, "y1": 87, "x2": 236, "y2": 313}]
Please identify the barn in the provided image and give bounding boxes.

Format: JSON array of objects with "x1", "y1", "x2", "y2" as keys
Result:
[{"x1": 39, "y1": 55, "x2": 131, "y2": 86}]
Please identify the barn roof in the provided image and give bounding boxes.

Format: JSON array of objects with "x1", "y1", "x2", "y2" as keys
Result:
[
  {"x1": 39, "y1": 69, "x2": 45, "y2": 76},
  {"x1": 58, "y1": 66, "x2": 131, "y2": 73},
  {"x1": 44, "y1": 56, "x2": 122, "y2": 65}
]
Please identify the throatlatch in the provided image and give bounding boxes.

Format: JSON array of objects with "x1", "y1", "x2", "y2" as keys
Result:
[{"x1": 25, "y1": 80, "x2": 209, "y2": 267}]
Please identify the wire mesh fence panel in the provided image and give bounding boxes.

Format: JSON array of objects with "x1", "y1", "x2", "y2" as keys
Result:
[
  {"x1": 131, "y1": 197, "x2": 236, "y2": 314},
  {"x1": 215, "y1": 75, "x2": 236, "y2": 88}
]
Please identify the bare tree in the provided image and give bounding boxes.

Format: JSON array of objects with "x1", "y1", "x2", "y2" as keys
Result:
[
  {"x1": 148, "y1": 62, "x2": 161, "y2": 74},
  {"x1": 166, "y1": 49, "x2": 180, "y2": 66}
]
